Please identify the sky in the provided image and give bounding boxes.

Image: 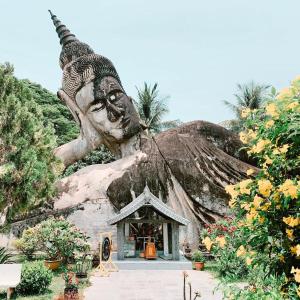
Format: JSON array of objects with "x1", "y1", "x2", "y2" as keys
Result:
[{"x1": 1, "y1": 0, "x2": 300, "y2": 124}]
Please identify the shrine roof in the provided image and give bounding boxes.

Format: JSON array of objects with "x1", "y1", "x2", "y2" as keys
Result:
[{"x1": 107, "y1": 185, "x2": 189, "y2": 226}]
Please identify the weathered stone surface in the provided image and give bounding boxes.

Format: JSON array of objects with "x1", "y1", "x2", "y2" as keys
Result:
[{"x1": 50, "y1": 120, "x2": 255, "y2": 247}]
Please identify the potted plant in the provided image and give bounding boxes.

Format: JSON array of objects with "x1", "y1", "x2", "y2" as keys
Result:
[
  {"x1": 74, "y1": 251, "x2": 92, "y2": 282},
  {"x1": 63, "y1": 271, "x2": 79, "y2": 300},
  {"x1": 44, "y1": 241, "x2": 62, "y2": 270},
  {"x1": 192, "y1": 250, "x2": 206, "y2": 271}
]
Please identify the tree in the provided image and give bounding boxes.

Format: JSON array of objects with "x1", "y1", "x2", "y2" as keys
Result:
[
  {"x1": 223, "y1": 81, "x2": 270, "y2": 132},
  {"x1": 21, "y1": 80, "x2": 79, "y2": 146},
  {"x1": 135, "y1": 82, "x2": 181, "y2": 134},
  {"x1": 0, "y1": 63, "x2": 59, "y2": 222}
]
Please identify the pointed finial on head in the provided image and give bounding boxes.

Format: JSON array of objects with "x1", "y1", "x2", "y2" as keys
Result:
[
  {"x1": 48, "y1": 10, "x2": 78, "y2": 46},
  {"x1": 48, "y1": 10, "x2": 54, "y2": 18}
]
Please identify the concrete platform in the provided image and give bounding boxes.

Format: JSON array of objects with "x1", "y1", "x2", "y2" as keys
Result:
[
  {"x1": 112, "y1": 252, "x2": 192, "y2": 270},
  {"x1": 115, "y1": 259, "x2": 192, "y2": 270}
]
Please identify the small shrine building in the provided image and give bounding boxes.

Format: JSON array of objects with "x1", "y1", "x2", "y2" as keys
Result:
[{"x1": 107, "y1": 185, "x2": 189, "y2": 261}]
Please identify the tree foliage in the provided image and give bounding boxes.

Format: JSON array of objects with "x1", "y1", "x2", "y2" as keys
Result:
[
  {"x1": 62, "y1": 145, "x2": 115, "y2": 177},
  {"x1": 224, "y1": 81, "x2": 270, "y2": 132},
  {"x1": 134, "y1": 82, "x2": 181, "y2": 134},
  {"x1": 0, "y1": 63, "x2": 59, "y2": 221},
  {"x1": 21, "y1": 80, "x2": 79, "y2": 146}
]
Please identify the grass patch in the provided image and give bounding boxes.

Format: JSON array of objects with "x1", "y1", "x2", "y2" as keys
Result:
[{"x1": 0, "y1": 264, "x2": 90, "y2": 300}]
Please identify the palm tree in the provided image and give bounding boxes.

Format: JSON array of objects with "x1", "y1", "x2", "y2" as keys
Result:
[
  {"x1": 223, "y1": 81, "x2": 270, "y2": 132},
  {"x1": 135, "y1": 82, "x2": 181, "y2": 134}
]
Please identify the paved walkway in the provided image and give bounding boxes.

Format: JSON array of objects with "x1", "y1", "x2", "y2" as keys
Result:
[{"x1": 84, "y1": 270, "x2": 222, "y2": 300}]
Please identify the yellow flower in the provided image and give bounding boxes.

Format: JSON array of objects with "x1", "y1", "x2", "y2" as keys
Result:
[
  {"x1": 292, "y1": 75, "x2": 300, "y2": 85},
  {"x1": 291, "y1": 245, "x2": 297, "y2": 255},
  {"x1": 246, "y1": 257, "x2": 253, "y2": 266},
  {"x1": 279, "y1": 255, "x2": 285, "y2": 262},
  {"x1": 286, "y1": 229, "x2": 294, "y2": 241},
  {"x1": 277, "y1": 87, "x2": 293, "y2": 100},
  {"x1": 278, "y1": 179, "x2": 298, "y2": 199},
  {"x1": 265, "y1": 120, "x2": 275, "y2": 128},
  {"x1": 279, "y1": 144, "x2": 289, "y2": 154},
  {"x1": 283, "y1": 216, "x2": 299, "y2": 227},
  {"x1": 241, "y1": 203, "x2": 251, "y2": 211},
  {"x1": 237, "y1": 245, "x2": 246, "y2": 257},
  {"x1": 246, "y1": 208, "x2": 258, "y2": 222},
  {"x1": 258, "y1": 179, "x2": 273, "y2": 197},
  {"x1": 287, "y1": 101, "x2": 299, "y2": 110},
  {"x1": 239, "y1": 179, "x2": 252, "y2": 195},
  {"x1": 215, "y1": 236, "x2": 226, "y2": 248},
  {"x1": 251, "y1": 139, "x2": 271, "y2": 154},
  {"x1": 241, "y1": 108, "x2": 251, "y2": 118},
  {"x1": 266, "y1": 103, "x2": 279, "y2": 118},
  {"x1": 239, "y1": 132, "x2": 248, "y2": 144},
  {"x1": 203, "y1": 237, "x2": 213, "y2": 251},
  {"x1": 291, "y1": 266, "x2": 300, "y2": 283},
  {"x1": 229, "y1": 199, "x2": 236, "y2": 208},
  {"x1": 225, "y1": 184, "x2": 239, "y2": 199},
  {"x1": 264, "y1": 156, "x2": 273, "y2": 165},
  {"x1": 261, "y1": 202, "x2": 271, "y2": 211},
  {"x1": 247, "y1": 129, "x2": 257, "y2": 139},
  {"x1": 246, "y1": 169, "x2": 254, "y2": 176},
  {"x1": 296, "y1": 245, "x2": 300, "y2": 256},
  {"x1": 253, "y1": 195, "x2": 263, "y2": 209}
]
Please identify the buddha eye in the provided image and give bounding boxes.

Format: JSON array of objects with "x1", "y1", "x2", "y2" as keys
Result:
[
  {"x1": 108, "y1": 91, "x2": 123, "y2": 102},
  {"x1": 90, "y1": 98, "x2": 105, "y2": 112}
]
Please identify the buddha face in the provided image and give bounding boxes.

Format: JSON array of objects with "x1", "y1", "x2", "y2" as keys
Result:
[{"x1": 75, "y1": 76, "x2": 141, "y2": 141}]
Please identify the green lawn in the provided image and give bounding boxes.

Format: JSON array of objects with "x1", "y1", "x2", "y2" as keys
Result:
[{"x1": 0, "y1": 263, "x2": 90, "y2": 300}]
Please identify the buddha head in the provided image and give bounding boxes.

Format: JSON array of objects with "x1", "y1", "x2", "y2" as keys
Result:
[{"x1": 49, "y1": 10, "x2": 142, "y2": 142}]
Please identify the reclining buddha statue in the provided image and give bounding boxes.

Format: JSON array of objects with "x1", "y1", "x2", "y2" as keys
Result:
[{"x1": 48, "y1": 11, "x2": 255, "y2": 246}]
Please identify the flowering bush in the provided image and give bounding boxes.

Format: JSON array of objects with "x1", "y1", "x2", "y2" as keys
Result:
[
  {"x1": 38, "y1": 217, "x2": 90, "y2": 261},
  {"x1": 223, "y1": 77, "x2": 300, "y2": 297},
  {"x1": 16, "y1": 217, "x2": 90, "y2": 262},
  {"x1": 15, "y1": 227, "x2": 39, "y2": 260},
  {"x1": 201, "y1": 218, "x2": 248, "y2": 280}
]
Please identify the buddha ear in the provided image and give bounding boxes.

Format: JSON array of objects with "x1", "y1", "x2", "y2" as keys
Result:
[{"x1": 128, "y1": 96, "x2": 134, "y2": 103}]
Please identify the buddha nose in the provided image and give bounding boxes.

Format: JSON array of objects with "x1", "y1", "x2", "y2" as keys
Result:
[{"x1": 106, "y1": 99, "x2": 125, "y2": 120}]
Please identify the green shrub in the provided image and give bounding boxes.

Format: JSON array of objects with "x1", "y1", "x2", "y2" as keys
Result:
[
  {"x1": 201, "y1": 218, "x2": 248, "y2": 281},
  {"x1": 222, "y1": 266, "x2": 285, "y2": 299},
  {"x1": 215, "y1": 247, "x2": 248, "y2": 280},
  {"x1": 15, "y1": 227, "x2": 39, "y2": 260},
  {"x1": 16, "y1": 261, "x2": 53, "y2": 295}
]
